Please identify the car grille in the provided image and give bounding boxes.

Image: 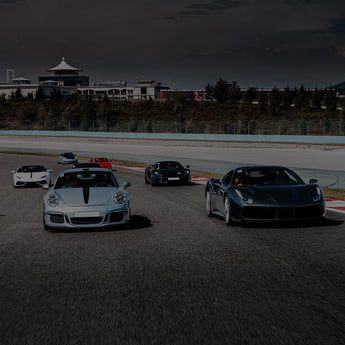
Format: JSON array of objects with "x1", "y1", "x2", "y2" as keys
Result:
[
  {"x1": 50, "y1": 214, "x2": 65, "y2": 223},
  {"x1": 109, "y1": 211, "x2": 124, "y2": 223},
  {"x1": 70, "y1": 217, "x2": 103, "y2": 225},
  {"x1": 242, "y1": 204, "x2": 324, "y2": 220}
]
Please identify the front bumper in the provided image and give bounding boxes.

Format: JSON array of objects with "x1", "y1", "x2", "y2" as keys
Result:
[
  {"x1": 43, "y1": 204, "x2": 130, "y2": 229},
  {"x1": 237, "y1": 203, "x2": 326, "y2": 222},
  {"x1": 151, "y1": 175, "x2": 191, "y2": 185},
  {"x1": 60, "y1": 158, "x2": 78, "y2": 164},
  {"x1": 14, "y1": 179, "x2": 49, "y2": 187}
]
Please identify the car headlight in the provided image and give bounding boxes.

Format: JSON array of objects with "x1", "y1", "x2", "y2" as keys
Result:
[
  {"x1": 41, "y1": 175, "x2": 48, "y2": 179},
  {"x1": 113, "y1": 191, "x2": 126, "y2": 204},
  {"x1": 47, "y1": 193, "x2": 59, "y2": 207},
  {"x1": 313, "y1": 187, "x2": 322, "y2": 202},
  {"x1": 16, "y1": 176, "x2": 22, "y2": 179},
  {"x1": 152, "y1": 171, "x2": 162, "y2": 177},
  {"x1": 235, "y1": 189, "x2": 254, "y2": 204},
  {"x1": 184, "y1": 170, "x2": 190, "y2": 175}
]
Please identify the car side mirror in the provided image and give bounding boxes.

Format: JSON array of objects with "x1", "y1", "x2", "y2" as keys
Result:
[
  {"x1": 123, "y1": 181, "x2": 131, "y2": 189},
  {"x1": 42, "y1": 184, "x2": 50, "y2": 190},
  {"x1": 309, "y1": 179, "x2": 318, "y2": 184},
  {"x1": 186, "y1": 165, "x2": 190, "y2": 169},
  {"x1": 49, "y1": 170, "x2": 53, "y2": 172}
]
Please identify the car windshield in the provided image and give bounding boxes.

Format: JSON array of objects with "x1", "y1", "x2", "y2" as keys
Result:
[
  {"x1": 55, "y1": 171, "x2": 118, "y2": 189},
  {"x1": 63, "y1": 152, "x2": 75, "y2": 158},
  {"x1": 18, "y1": 165, "x2": 47, "y2": 173},
  {"x1": 95, "y1": 158, "x2": 108, "y2": 162},
  {"x1": 233, "y1": 167, "x2": 303, "y2": 186},
  {"x1": 155, "y1": 162, "x2": 183, "y2": 170}
]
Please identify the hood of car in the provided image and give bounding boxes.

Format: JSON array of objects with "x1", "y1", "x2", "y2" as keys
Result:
[
  {"x1": 56, "y1": 187, "x2": 119, "y2": 206},
  {"x1": 15, "y1": 171, "x2": 49, "y2": 179},
  {"x1": 154, "y1": 169, "x2": 184, "y2": 177},
  {"x1": 233, "y1": 184, "x2": 322, "y2": 205}
]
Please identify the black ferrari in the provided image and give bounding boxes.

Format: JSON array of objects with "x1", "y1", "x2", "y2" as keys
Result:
[
  {"x1": 205, "y1": 165, "x2": 325, "y2": 225},
  {"x1": 145, "y1": 161, "x2": 191, "y2": 186}
]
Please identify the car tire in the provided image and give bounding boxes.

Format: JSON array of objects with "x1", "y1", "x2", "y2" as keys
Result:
[
  {"x1": 205, "y1": 190, "x2": 213, "y2": 217},
  {"x1": 224, "y1": 196, "x2": 233, "y2": 226},
  {"x1": 145, "y1": 172, "x2": 150, "y2": 185}
]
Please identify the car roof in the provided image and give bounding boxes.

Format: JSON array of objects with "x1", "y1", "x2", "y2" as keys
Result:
[
  {"x1": 234, "y1": 165, "x2": 287, "y2": 171},
  {"x1": 60, "y1": 167, "x2": 112, "y2": 174},
  {"x1": 20, "y1": 164, "x2": 46, "y2": 168},
  {"x1": 155, "y1": 160, "x2": 181, "y2": 164},
  {"x1": 73, "y1": 162, "x2": 102, "y2": 167}
]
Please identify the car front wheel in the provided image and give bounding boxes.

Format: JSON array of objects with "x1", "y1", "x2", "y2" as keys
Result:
[
  {"x1": 205, "y1": 190, "x2": 213, "y2": 217},
  {"x1": 145, "y1": 172, "x2": 150, "y2": 184},
  {"x1": 224, "y1": 196, "x2": 233, "y2": 226}
]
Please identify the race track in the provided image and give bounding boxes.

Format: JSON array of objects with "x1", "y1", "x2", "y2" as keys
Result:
[
  {"x1": 2, "y1": 135, "x2": 345, "y2": 189},
  {"x1": 1, "y1": 153, "x2": 345, "y2": 344}
]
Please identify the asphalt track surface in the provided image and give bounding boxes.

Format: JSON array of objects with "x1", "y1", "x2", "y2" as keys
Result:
[{"x1": 1, "y1": 153, "x2": 345, "y2": 345}]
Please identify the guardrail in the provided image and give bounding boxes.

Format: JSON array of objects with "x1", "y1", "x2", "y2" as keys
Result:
[
  {"x1": 2, "y1": 129, "x2": 345, "y2": 144},
  {"x1": 4, "y1": 118, "x2": 345, "y2": 136}
]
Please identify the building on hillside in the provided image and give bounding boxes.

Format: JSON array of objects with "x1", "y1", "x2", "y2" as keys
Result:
[
  {"x1": 78, "y1": 80, "x2": 169, "y2": 100},
  {"x1": 38, "y1": 57, "x2": 89, "y2": 87},
  {"x1": 0, "y1": 58, "x2": 169, "y2": 100}
]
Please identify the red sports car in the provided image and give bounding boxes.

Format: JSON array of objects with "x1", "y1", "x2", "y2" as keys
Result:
[{"x1": 88, "y1": 157, "x2": 112, "y2": 169}]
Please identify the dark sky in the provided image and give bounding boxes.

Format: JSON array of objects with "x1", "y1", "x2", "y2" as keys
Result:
[{"x1": 1, "y1": 0, "x2": 345, "y2": 89}]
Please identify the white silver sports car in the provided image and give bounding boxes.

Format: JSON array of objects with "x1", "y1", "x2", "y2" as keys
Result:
[
  {"x1": 58, "y1": 152, "x2": 78, "y2": 164},
  {"x1": 12, "y1": 165, "x2": 52, "y2": 188},
  {"x1": 42, "y1": 168, "x2": 131, "y2": 230}
]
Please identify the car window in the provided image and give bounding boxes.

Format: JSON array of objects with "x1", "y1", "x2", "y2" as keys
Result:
[
  {"x1": 233, "y1": 167, "x2": 303, "y2": 186},
  {"x1": 222, "y1": 171, "x2": 233, "y2": 186},
  {"x1": 155, "y1": 162, "x2": 183, "y2": 170},
  {"x1": 18, "y1": 165, "x2": 47, "y2": 173},
  {"x1": 63, "y1": 152, "x2": 75, "y2": 158},
  {"x1": 55, "y1": 171, "x2": 118, "y2": 189}
]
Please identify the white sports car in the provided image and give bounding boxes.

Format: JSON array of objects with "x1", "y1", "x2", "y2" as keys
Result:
[
  {"x1": 42, "y1": 168, "x2": 131, "y2": 230},
  {"x1": 12, "y1": 165, "x2": 52, "y2": 188},
  {"x1": 58, "y1": 152, "x2": 78, "y2": 164}
]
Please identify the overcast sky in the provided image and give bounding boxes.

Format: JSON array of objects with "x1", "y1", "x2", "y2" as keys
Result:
[{"x1": 1, "y1": 0, "x2": 345, "y2": 89}]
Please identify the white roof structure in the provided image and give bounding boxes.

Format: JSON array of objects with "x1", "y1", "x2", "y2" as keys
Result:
[{"x1": 46, "y1": 57, "x2": 82, "y2": 72}]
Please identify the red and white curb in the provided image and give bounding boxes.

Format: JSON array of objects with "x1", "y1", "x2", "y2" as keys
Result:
[
  {"x1": 325, "y1": 198, "x2": 345, "y2": 214},
  {"x1": 117, "y1": 165, "x2": 345, "y2": 214}
]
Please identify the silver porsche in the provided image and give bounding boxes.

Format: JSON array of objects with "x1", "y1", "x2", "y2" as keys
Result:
[{"x1": 42, "y1": 168, "x2": 131, "y2": 230}]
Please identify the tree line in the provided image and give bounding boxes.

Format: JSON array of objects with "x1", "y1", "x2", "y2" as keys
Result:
[
  {"x1": 205, "y1": 78, "x2": 341, "y2": 113},
  {"x1": 0, "y1": 80, "x2": 344, "y2": 131}
]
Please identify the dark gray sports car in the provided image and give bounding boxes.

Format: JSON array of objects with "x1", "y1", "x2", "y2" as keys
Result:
[
  {"x1": 205, "y1": 165, "x2": 325, "y2": 225},
  {"x1": 145, "y1": 161, "x2": 191, "y2": 186}
]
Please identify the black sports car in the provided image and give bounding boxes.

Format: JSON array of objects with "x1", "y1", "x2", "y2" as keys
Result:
[
  {"x1": 145, "y1": 161, "x2": 191, "y2": 186},
  {"x1": 205, "y1": 165, "x2": 325, "y2": 225}
]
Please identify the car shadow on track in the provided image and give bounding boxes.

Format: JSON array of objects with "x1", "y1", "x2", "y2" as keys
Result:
[
  {"x1": 47, "y1": 215, "x2": 153, "y2": 233},
  {"x1": 240, "y1": 216, "x2": 343, "y2": 229},
  {"x1": 210, "y1": 215, "x2": 343, "y2": 229},
  {"x1": 149, "y1": 182, "x2": 200, "y2": 188}
]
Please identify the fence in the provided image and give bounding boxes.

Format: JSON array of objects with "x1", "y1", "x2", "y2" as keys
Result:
[{"x1": 20, "y1": 119, "x2": 345, "y2": 136}]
